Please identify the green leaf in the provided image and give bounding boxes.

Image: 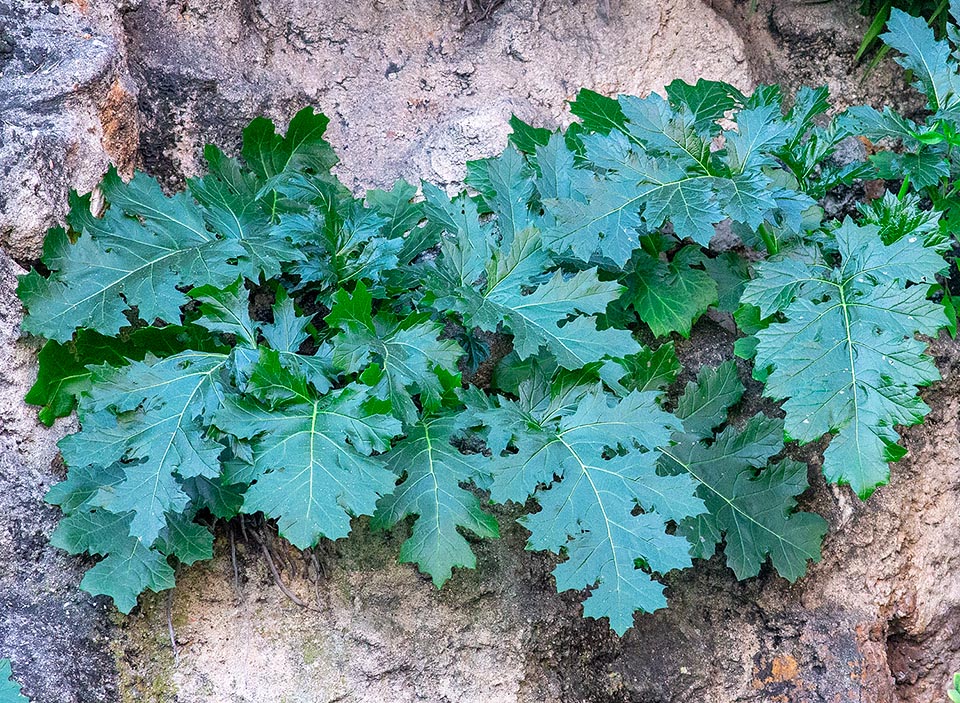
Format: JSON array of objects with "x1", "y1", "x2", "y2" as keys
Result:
[
  {"x1": 840, "y1": 105, "x2": 920, "y2": 142},
  {"x1": 742, "y1": 218, "x2": 947, "y2": 498},
  {"x1": 541, "y1": 91, "x2": 811, "y2": 264},
  {"x1": 508, "y1": 115, "x2": 553, "y2": 155},
  {"x1": 158, "y1": 512, "x2": 215, "y2": 566},
  {"x1": 427, "y1": 222, "x2": 639, "y2": 368},
  {"x1": 51, "y1": 508, "x2": 175, "y2": 613},
  {"x1": 366, "y1": 180, "x2": 426, "y2": 242},
  {"x1": 190, "y1": 278, "x2": 258, "y2": 348},
  {"x1": 662, "y1": 415, "x2": 827, "y2": 581},
  {"x1": 600, "y1": 342, "x2": 681, "y2": 396},
  {"x1": 0, "y1": 660, "x2": 28, "y2": 703},
  {"x1": 261, "y1": 287, "x2": 336, "y2": 394},
  {"x1": 674, "y1": 360, "x2": 745, "y2": 439},
  {"x1": 372, "y1": 414, "x2": 499, "y2": 586},
  {"x1": 59, "y1": 350, "x2": 230, "y2": 543},
  {"x1": 619, "y1": 92, "x2": 712, "y2": 167},
  {"x1": 872, "y1": 149, "x2": 951, "y2": 190},
  {"x1": 544, "y1": 174, "x2": 645, "y2": 265},
  {"x1": 620, "y1": 245, "x2": 718, "y2": 338},
  {"x1": 483, "y1": 145, "x2": 536, "y2": 245},
  {"x1": 327, "y1": 283, "x2": 462, "y2": 424},
  {"x1": 183, "y1": 475, "x2": 245, "y2": 519},
  {"x1": 279, "y1": 197, "x2": 402, "y2": 295},
  {"x1": 190, "y1": 145, "x2": 305, "y2": 279},
  {"x1": 703, "y1": 251, "x2": 751, "y2": 313},
  {"x1": 18, "y1": 173, "x2": 247, "y2": 342},
  {"x1": 857, "y1": 191, "x2": 946, "y2": 248},
  {"x1": 18, "y1": 90, "x2": 867, "y2": 634},
  {"x1": 569, "y1": 88, "x2": 627, "y2": 135},
  {"x1": 25, "y1": 326, "x2": 193, "y2": 426},
  {"x1": 242, "y1": 107, "x2": 339, "y2": 184},
  {"x1": 665, "y1": 78, "x2": 743, "y2": 131},
  {"x1": 534, "y1": 132, "x2": 576, "y2": 201},
  {"x1": 214, "y1": 352, "x2": 401, "y2": 548}
]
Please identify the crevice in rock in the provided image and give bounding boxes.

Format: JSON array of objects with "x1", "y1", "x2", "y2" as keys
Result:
[{"x1": 887, "y1": 605, "x2": 960, "y2": 702}]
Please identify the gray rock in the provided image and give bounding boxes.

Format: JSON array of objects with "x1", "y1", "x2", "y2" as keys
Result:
[
  {"x1": 0, "y1": 0, "x2": 136, "y2": 262},
  {"x1": 0, "y1": 252, "x2": 117, "y2": 701}
]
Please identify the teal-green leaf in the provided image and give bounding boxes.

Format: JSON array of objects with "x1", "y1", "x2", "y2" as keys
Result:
[
  {"x1": 703, "y1": 251, "x2": 751, "y2": 313},
  {"x1": 483, "y1": 145, "x2": 535, "y2": 246},
  {"x1": 366, "y1": 180, "x2": 425, "y2": 241},
  {"x1": 662, "y1": 415, "x2": 827, "y2": 581},
  {"x1": 600, "y1": 342, "x2": 681, "y2": 396},
  {"x1": 0, "y1": 660, "x2": 28, "y2": 703},
  {"x1": 674, "y1": 360, "x2": 745, "y2": 439},
  {"x1": 261, "y1": 287, "x2": 336, "y2": 394},
  {"x1": 372, "y1": 414, "x2": 499, "y2": 586},
  {"x1": 52, "y1": 508, "x2": 175, "y2": 613},
  {"x1": 882, "y1": 8, "x2": 960, "y2": 111},
  {"x1": 429, "y1": 225, "x2": 639, "y2": 368},
  {"x1": 279, "y1": 199, "x2": 401, "y2": 296},
  {"x1": 59, "y1": 350, "x2": 230, "y2": 543},
  {"x1": 479, "y1": 383, "x2": 699, "y2": 633},
  {"x1": 620, "y1": 92, "x2": 711, "y2": 168},
  {"x1": 327, "y1": 283, "x2": 462, "y2": 424},
  {"x1": 544, "y1": 175, "x2": 644, "y2": 265},
  {"x1": 183, "y1": 475, "x2": 246, "y2": 520},
  {"x1": 81, "y1": 536, "x2": 175, "y2": 614},
  {"x1": 158, "y1": 512, "x2": 215, "y2": 566},
  {"x1": 744, "y1": 219, "x2": 947, "y2": 498},
  {"x1": 190, "y1": 145, "x2": 305, "y2": 279},
  {"x1": 18, "y1": 173, "x2": 247, "y2": 342},
  {"x1": 190, "y1": 278, "x2": 258, "y2": 348},
  {"x1": 214, "y1": 355, "x2": 400, "y2": 549}
]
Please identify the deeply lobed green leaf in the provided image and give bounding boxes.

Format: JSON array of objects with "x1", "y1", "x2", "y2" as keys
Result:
[{"x1": 21, "y1": 78, "x2": 929, "y2": 631}]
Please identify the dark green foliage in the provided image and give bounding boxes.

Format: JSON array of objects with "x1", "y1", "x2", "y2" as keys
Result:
[
  {"x1": 20, "y1": 75, "x2": 946, "y2": 634},
  {"x1": 842, "y1": 6, "x2": 960, "y2": 233}
]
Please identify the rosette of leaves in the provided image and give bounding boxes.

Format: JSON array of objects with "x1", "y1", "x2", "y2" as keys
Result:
[
  {"x1": 505, "y1": 80, "x2": 860, "y2": 340},
  {"x1": 23, "y1": 109, "x2": 427, "y2": 612},
  {"x1": 20, "y1": 95, "x2": 837, "y2": 632}
]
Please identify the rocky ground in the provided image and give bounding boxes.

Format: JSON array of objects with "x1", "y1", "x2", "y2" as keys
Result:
[{"x1": 0, "y1": 0, "x2": 955, "y2": 701}]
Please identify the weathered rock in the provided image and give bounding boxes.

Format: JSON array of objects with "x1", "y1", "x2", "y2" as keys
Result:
[
  {"x1": 121, "y1": 0, "x2": 752, "y2": 193},
  {"x1": 711, "y1": 0, "x2": 925, "y2": 115},
  {"x1": 0, "y1": 252, "x2": 118, "y2": 701},
  {"x1": 0, "y1": 0, "x2": 137, "y2": 262}
]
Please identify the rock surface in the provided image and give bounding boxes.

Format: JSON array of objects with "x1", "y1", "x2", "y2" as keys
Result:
[
  {"x1": 2, "y1": 0, "x2": 958, "y2": 701},
  {"x1": 0, "y1": 253, "x2": 116, "y2": 702}
]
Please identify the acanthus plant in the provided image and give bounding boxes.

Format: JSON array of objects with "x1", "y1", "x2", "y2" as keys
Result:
[{"x1": 17, "y1": 75, "x2": 947, "y2": 633}]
